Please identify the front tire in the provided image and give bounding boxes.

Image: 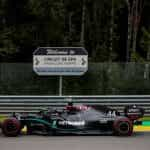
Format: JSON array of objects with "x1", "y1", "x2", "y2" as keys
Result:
[
  {"x1": 113, "y1": 118, "x2": 133, "y2": 136},
  {"x1": 2, "y1": 118, "x2": 21, "y2": 137}
]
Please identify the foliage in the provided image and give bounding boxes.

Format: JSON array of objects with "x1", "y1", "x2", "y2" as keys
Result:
[
  {"x1": 130, "y1": 51, "x2": 145, "y2": 62},
  {"x1": 1, "y1": 63, "x2": 150, "y2": 95},
  {"x1": 0, "y1": 0, "x2": 150, "y2": 95},
  {"x1": 0, "y1": 0, "x2": 149, "y2": 62},
  {"x1": 140, "y1": 27, "x2": 150, "y2": 58}
]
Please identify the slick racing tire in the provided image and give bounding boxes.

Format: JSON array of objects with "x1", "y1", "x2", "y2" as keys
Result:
[
  {"x1": 113, "y1": 118, "x2": 133, "y2": 136},
  {"x1": 2, "y1": 118, "x2": 21, "y2": 137}
]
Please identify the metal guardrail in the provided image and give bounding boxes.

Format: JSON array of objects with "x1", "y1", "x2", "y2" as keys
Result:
[{"x1": 0, "y1": 95, "x2": 150, "y2": 116}]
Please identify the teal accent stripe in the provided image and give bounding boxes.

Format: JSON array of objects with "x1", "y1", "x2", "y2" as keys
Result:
[
  {"x1": 25, "y1": 118, "x2": 52, "y2": 126},
  {"x1": 52, "y1": 120, "x2": 57, "y2": 128}
]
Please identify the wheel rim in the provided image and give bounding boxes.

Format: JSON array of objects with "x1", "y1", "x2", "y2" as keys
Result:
[
  {"x1": 118, "y1": 122, "x2": 130, "y2": 134},
  {"x1": 6, "y1": 121, "x2": 18, "y2": 133}
]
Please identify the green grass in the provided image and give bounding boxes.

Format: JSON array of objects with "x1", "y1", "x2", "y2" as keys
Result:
[
  {"x1": 0, "y1": 115, "x2": 8, "y2": 122},
  {"x1": 139, "y1": 116, "x2": 150, "y2": 121}
]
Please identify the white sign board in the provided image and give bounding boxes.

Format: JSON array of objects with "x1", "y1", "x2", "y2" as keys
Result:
[{"x1": 33, "y1": 47, "x2": 88, "y2": 76}]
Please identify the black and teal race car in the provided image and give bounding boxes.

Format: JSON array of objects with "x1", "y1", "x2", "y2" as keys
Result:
[{"x1": 1, "y1": 103, "x2": 144, "y2": 137}]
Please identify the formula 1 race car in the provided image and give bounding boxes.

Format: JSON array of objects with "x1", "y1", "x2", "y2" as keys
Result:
[{"x1": 1, "y1": 103, "x2": 144, "y2": 137}]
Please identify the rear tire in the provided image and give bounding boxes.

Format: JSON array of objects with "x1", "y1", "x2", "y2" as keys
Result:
[
  {"x1": 2, "y1": 118, "x2": 21, "y2": 137},
  {"x1": 113, "y1": 118, "x2": 133, "y2": 136}
]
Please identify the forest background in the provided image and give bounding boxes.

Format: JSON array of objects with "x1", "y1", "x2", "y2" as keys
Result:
[{"x1": 0, "y1": 0, "x2": 150, "y2": 95}]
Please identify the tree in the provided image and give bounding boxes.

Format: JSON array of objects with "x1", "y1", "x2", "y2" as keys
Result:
[
  {"x1": 140, "y1": 27, "x2": 150, "y2": 79},
  {"x1": 79, "y1": 0, "x2": 88, "y2": 47},
  {"x1": 125, "y1": 0, "x2": 144, "y2": 62},
  {"x1": 0, "y1": 0, "x2": 150, "y2": 62}
]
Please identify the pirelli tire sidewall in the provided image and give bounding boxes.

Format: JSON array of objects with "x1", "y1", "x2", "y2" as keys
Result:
[
  {"x1": 2, "y1": 118, "x2": 21, "y2": 137},
  {"x1": 113, "y1": 118, "x2": 133, "y2": 136}
]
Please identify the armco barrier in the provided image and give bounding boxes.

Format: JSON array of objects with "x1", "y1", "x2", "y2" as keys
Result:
[{"x1": 0, "y1": 95, "x2": 150, "y2": 116}]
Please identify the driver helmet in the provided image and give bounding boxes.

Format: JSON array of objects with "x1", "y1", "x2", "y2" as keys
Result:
[
  {"x1": 133, "y1": 105, "x2": 137, "y2": 108},
  {"x1": 66, "y1": 96, "x2": 73, "y2": 106}
]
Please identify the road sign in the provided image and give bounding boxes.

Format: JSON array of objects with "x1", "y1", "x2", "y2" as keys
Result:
[{"x1": 33, "y1": 47, "x2": 88, "y2": 76}]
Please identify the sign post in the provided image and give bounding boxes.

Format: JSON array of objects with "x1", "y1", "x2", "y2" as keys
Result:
[
  {"x1": 59, "y1": 76, "x2": 62, "y2": 96},
  {"x1": 33, "y1": 47, "x2": 88, "y2": 95}
]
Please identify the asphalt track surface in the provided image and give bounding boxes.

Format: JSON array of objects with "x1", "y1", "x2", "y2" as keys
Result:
[{"x1": 0, "y1": 132, "x2": 150, "y2": 150}]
